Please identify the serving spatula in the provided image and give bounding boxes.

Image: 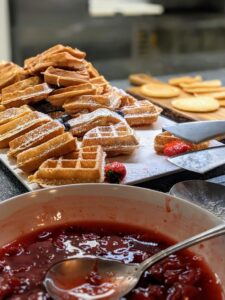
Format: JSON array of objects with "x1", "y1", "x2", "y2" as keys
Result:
[
  {"x1": 163, "y1": 120, "x2": 225, "y2": 144},
  {"x1": 168, "y1": 145, "x2": 225, "y2": 173}
]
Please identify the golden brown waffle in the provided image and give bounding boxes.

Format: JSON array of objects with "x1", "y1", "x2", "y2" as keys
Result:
[
  {"x1": 2, "y1": 76, "x2": 41, "y2": 95},
  {"x1": 47, "y1": 83, "x2": 96, "y2": 107},
  {"x1": 0, "y1": 111, "x2": 50, "y2": 148},
  {"x1": 0, "y1": 62, "x2": 25, "y2": 92},
  {"x1": 24, "y1": 44, "x2": 86, "y2": 74},
  {"x1": 120, "y1": 94, "x2": 137, "y2": 107},
  {"x1": 0, "y1": 105, "x2": 32, "y2": 126},
  {"x1": 29, "y1": 145, "x2": 106, "y2": 186},
  {"x1": 154, "y1": 131, "x2": 209, "y2": 154},
  {"x1": 43, "y1": 66, "x2": 89, "y2": 87},
  {"x1": 25, "y1": 44, "x2": 86, "y2": 67},
  {"x1": 68, "y1": 108, "x2": 127, "y2": 137},
  {"x1": 17, "y1": 132, "x2": 77, "y2": 173},
  {"x1": 120, "y1": 100, "x2": 162, "y2": 126},
  {"x1": 89, "y1": 76, "x2": 110, "y2": 92},
  {"x1": 110, "y1": 88, "x2": 137, "y2": 107},
  {"x1": 86, "y1": 62, "x2": 100, "y2": 78},
  {"x1": 8, "y1": 120, "x2": 64, "y2": 158},
  {"x1": 63, "y1": 87, "x2": 122, "y2": 115},
  {"x1": 82, "y1": 123, "x2": 139, "y2": 157},
  {"x1": 2, "y1": 76, "x2": 53, "y2": 108},
  {"x1": 47, "y1": 111, "x2": 67, "y2": 120}
]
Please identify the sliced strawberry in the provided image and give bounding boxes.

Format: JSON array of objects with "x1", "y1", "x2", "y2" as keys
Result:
[{"x1": 163, "y1": 141, "x2": 192, "y2": 157}]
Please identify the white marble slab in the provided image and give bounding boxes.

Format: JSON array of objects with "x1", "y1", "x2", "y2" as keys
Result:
[{"x1": 0, "y1": 116, "x2": 219, "y2": 190}]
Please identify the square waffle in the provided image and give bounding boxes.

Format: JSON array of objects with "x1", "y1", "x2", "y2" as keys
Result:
[
  {"x1": 0, "y1": 62, "x2": 24, "y2": 92},
  {"x1": 29, "y1": 145, "x2": 106, "y2": 186},
  {"x1": 0, "y1": 111, "x2": 50, "y2": 148},
  {"x1": 17, "y1": 132, "x2": 77, "y2": 173},
  {"x1": 63, "y1": 87, "x2": 122, "y2": 116},
  {"x1": 0, "y1": 105, "x2": 32, "y2": 126},
  {"x1": 43, "y1": 66, "x2": 89, "y2": 87},
  {"x1": 47, "y1": 83, "x2": 96, "y2": 107},
  {"x1": 82, "y1": 123, "x2": 139, "y2": 157},
  {"x1": 8, "y1": 120, "x2": 64, "y2": 158},
  {"x1": 120, "y1": 100, "x2": 162, "y2": 126},
  {"x1": 2, "y1": 76, "x2": 53, "y2": 108},
  {"x1": 24, "y1": 44, "x2": 86, "y2": 74},
  {"x1": 154, "y1": 131, "x2": 209, "y2": 154},
  {"x1": 67, "y1": 108, "x2": 127, "y2": 137}
]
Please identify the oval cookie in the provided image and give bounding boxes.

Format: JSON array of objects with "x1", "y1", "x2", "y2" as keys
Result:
[
  {"x1": 129, "y1": 73, "x2": 154, "y2": 86},
  {"x1": 168, "y1": 75, "x2": 202, "y2": 86},
  {"x1": 172, "y1": 96, "x2": 220, "y2": 112},
  {"x1": 141, "y1": 83, "x2": 180, "y2": 98}
]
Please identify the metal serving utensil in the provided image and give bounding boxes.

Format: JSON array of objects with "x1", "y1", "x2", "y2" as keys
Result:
[
  {"x1": 163, "y1": 120, "x2": 225, "y2": 144},
  {"x1": 168, "y1": 145, "x2": 225, "y2": 173},
  {"x1": 169, "y1": 180, "x2": 225, "y2": 221},
  {"x1": 44, "y1": 223, "x2": 225, "y2": 299}
]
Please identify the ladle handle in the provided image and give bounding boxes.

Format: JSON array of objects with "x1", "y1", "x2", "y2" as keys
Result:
[{"x1": 140, "y1": 223, "x2": 225, "y2": 271}]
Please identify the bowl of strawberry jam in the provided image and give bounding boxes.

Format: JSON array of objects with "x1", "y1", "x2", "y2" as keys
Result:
[{"x1": 0, "y1": 184, "x2": 224, "y2": 299}]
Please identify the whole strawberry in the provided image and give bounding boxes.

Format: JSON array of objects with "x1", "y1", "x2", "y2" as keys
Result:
[{"x1": 105, "y1": 162, "x2": 126, "y2": 183}]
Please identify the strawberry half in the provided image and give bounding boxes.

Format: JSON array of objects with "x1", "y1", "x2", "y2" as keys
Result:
[
  {"x1": 163, "y1": 140, "x2": 192, "y2": 157},
  {"x1": 105, "y1": 162, "x2": 126, "y2": 183}
]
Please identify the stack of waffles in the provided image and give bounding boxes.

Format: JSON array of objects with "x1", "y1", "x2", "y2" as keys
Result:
[{"x1": 0, "y1": 44, "x2": 162, "y2": 187}]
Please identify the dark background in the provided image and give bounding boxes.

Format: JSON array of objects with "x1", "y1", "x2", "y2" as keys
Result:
[{"x1": 8, "y1": 0, "x2": 225, "y2": 80}]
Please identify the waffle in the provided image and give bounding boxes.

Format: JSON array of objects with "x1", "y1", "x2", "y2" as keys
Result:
[
  {"x1": 2, "y1": 77, "x2": 53, "y2": 108},
  {"x1": 120, "y1": 100, "x2": 162, "y2": 126},
  {"x1": 82, "y1": 123, "x2": 139, "y2": 157},
  {"x1": 24, "y1": 44, "x2": 86, "y2": 74},
  {"x1": 0, "y1": 105, "x2": 32, "y2": 126},
  {"x1": 25, "y1": 45, "x2": 86, "y2": 67},
  {"x1": 2, "y1": 76, "x2": 41, "y2": 95},
  {"x1": 119, "y1": 93, "x2": 137, "y2": 107},
  {"x1": 89, "y1": 76, "x2": 110, "y2": 93},
  {"x1": 17, "y1": 132, "x2": 77, "y2": 173},
  {"x1": 154, "y1": 131, "x2": 209, "y2": 154},
  {"x1": 63, "y1": 87, "x2": 122, "y2": 115},
  {"x1": 8, "y1": 121, "x2": 64, "y2": 158},
  {"x1": 0, "y1": 111, "x2": 50, "y2": 148},
  {"x1": 109, "y1": 88, "x2": 137, "y2": 108},
  {"x1": 68, "y1": 108, "x2": 127, "y2": 137},
  {"x1": 47, "y1": 83, "x2": 96, "y2": 106},
  {"x1": 86, "y1": 62, "x2": 100, "y2": 78},
  {"x1": 43, "y1": 66, "x2": 89, "y2": 87},
  {"x1": 29, "y1": 146, "x2": 106, "y2": 186},
  {"x1": 0, "y1": 62, "x2": 24, "y2": 92}
]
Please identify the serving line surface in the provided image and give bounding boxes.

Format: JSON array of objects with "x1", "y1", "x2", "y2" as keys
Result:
[{"x1": 1, "y1": 71, "x2": 225, "y2": 202}]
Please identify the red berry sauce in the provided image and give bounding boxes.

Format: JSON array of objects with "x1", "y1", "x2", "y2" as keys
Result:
[{"x1": 0, "y1": 222, "x2": 223, "y2": 299}]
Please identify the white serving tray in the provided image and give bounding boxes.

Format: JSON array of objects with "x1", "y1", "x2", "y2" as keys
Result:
[{"x1": 0, "y1": 116, "x2": 218, "y2": 190}]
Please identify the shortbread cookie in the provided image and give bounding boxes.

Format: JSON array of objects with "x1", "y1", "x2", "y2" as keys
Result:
[
  {"x1": 171, "y1": 96, "x2": 219, "y2": 112},
  {"x1": 141, "y1": 83, "x2": 180, "y2": 98},
  {"x1": 168, "y1": 75, "x2": 202, "y2": 86}
]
